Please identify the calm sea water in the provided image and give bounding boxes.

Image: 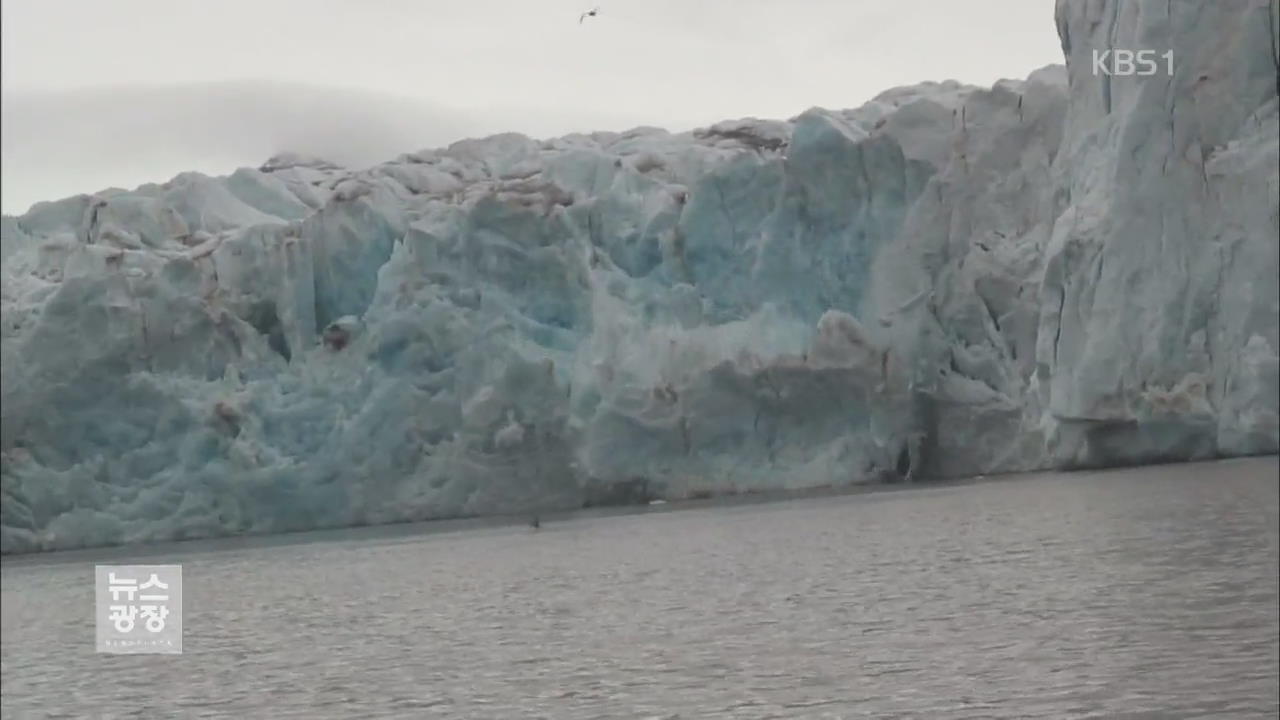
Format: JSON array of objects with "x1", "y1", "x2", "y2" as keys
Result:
[{"x1": 2, "y1": 457, "x2": 1277, "y2": 719}]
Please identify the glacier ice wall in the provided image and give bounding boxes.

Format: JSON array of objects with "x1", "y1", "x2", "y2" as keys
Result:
[
  {"x1": 2, "y1": 0, "x2": 1277, "y2": 553},
  {"x1": 1037, "y1": 0, "x2": 1280, "y2": 466}
]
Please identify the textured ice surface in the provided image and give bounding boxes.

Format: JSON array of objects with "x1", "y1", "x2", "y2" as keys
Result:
[{"x1": 2, "y1": 0, "x2": 1277, "y2": 552}]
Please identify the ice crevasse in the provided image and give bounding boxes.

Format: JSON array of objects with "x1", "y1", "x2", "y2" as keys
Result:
[{"x1": 2, "y1": 0, "x2": 1277, "y2": 553}]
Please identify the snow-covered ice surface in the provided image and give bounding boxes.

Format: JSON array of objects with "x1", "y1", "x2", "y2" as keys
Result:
[{"x1": 2, "y1": 0, "x2": 1277, "y2": 553}]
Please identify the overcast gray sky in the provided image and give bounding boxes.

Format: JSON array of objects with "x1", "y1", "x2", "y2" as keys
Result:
[{"x1": 1, "y1": 0, "x2": 1062, "y2": 214}]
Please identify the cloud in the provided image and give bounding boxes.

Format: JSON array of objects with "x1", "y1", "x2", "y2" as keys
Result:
[
  {"x1": 0, "y1": 79, "x2": 707, "y2": 214},
  {"x1": 0, "y1": 0, "x2": 1065, "y2": 214},
  {"x1": 1, "y1": 81, "x2": 479, "y2": 214}
]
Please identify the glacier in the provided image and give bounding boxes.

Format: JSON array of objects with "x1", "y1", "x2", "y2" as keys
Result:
[{"x1": 2, "y1": 0, "x2": 1277, "y2": 554}]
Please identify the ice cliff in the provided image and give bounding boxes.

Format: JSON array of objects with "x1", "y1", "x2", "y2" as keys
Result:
[{"x1": 2, "y1": 0, "x2": 1277, "y2": 553}]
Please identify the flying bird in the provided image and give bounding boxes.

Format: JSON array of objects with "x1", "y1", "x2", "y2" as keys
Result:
[{"x1": 579, "y1": 7, "x2": 599, "y2": 23}]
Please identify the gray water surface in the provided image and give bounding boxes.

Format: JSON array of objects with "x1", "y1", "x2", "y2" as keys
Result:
[{"x1": 3, "y1": 457, "x2": 1278, "y2": 719}]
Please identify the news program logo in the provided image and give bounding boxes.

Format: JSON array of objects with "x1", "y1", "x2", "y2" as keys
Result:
[{"x1": 95, "y1": 565, "x2": 183, "y2": 654}]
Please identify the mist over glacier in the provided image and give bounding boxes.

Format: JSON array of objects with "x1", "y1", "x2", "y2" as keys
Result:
[{"x1": 2, "y1": 0, "x2": 1277, "y2": 553}]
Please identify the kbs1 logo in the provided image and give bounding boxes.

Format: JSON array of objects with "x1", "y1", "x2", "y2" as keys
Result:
[{"x1": 1092, "y1": 49, "x2": 1174, "y2": 76}]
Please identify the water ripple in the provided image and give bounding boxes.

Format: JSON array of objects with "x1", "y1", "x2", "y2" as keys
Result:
[{"x1": 3, "y1": 458, "x2": 1278, "y2": 719}]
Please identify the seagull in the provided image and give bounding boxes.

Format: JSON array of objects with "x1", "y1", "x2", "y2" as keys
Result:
[{"x1": 579, "y1": 7, "x2": 599, "y2": 23}]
